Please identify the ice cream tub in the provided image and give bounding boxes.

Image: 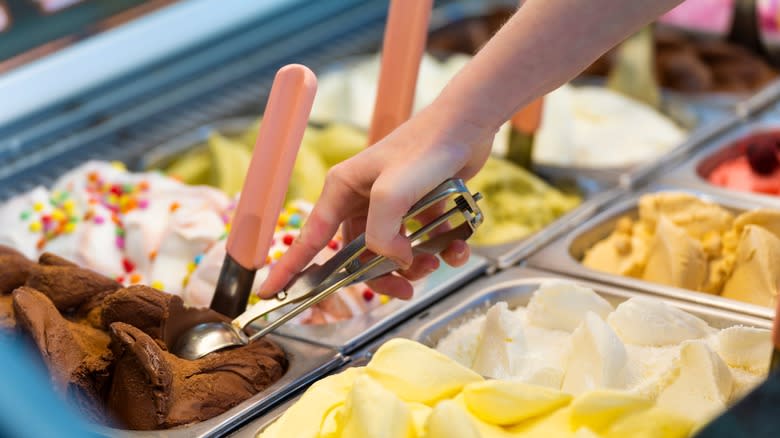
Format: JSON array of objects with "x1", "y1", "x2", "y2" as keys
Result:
[
  {"x1": 134, "y1": 115, "x2": 617, "y2": 270},
  {"x1": 665, "y1": 108, "x2": 780, "y2": 206},
  {"x1": 231, "y1": 352, "x2": 374, "y2": 438},
  {"x1": 526, "y1": 185, "x2": 780, "y2": 320},
  {"x1": 242, "y1": 266, "x2": 773, "y2": 437},
  {"x1": 95, "y1": 336, "x2": 346, "y2": 438}
]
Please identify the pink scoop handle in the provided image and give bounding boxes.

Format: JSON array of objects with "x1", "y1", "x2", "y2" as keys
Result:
[
  {"x1": 367, "y1": 0, "x2": 433, "y2": 145},
  {"x1": 509, "y1": 0, "x2": 543, "y2": 135},
  {"x1": 227, "y1": 64, "x2": 317, "y2": 270}
]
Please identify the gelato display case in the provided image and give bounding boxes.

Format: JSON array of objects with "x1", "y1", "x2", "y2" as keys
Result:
[{"x1": 6, "y1": 0, "x2": 780, "y2": 436}]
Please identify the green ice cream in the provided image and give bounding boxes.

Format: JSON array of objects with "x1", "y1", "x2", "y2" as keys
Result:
[{"x1": 468, "y1": 157, "x2": 581, "y2": 245}]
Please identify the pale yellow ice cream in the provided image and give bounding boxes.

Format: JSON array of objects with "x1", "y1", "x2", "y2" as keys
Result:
[
  {"x1": 434, "y1": 281, "x2": 770, "y2": 426},
  {"x1": 582, "y1": 192, "x2": 780, "y2": 307},
  {"x1": 258, "y1": 339, "x2": 694, "y2": 438}
]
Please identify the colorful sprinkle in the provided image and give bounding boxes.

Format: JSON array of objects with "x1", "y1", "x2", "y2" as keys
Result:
[
  {"x1": 186, "y1": 262, "x2": 197, "y2": 273},
  {"x1": 282, "y1": 234, "x2": 294, "y2": 246},
  {"x1": 93, "y1": 216, "x2": 105, "y2": 225},
  {"x1": 194, "y1": 254, "x2": 204, "y2": 265},
  {"x1": 19, "y1": 211, "x2": 30, "y2": 221},
  {"x1": 169, "y1": 202, "x2": 180, "y2": 213},
  {"x1": 115, "y1": 236, "x2": 125, "y2": 249},
  {"x1": 272, "y1": 250, "x2": 284, "y2": 261},
  {"x1": 28, "y1": 221, "x2": 42, "y2": 232},
  {"x1": 51, "y1": 210, "x2": 66, "y2": 222},
  {"x1": 150, "y1": 281, "x2": 164, "y2": 290},
  {"x1": 288, "y1": 214, "x2": 302, "y2": 227},
  {"x1": 327, "y1": 240, "x2": 339, "y2": 250},
  {"x1": 110, "y1": 161, "x2": 127, "y2": 171},
  {"x1": 380, "y1": 295, "x2": 391, "y2": 304},
  {"x1": 149, "y1": 251, "x2": 158, "y2": 261},
  {"x1": 32, "y1": 202, "x2": 43, "y2": 212},
  {"x1": 63, "y1": 223, "x2": 76, "y2": 234},
  {"x1": 122, "y1": 258, "x2": 135, "y2": 273},
  {"x1": 248, "y1": 294, "x2": 261, "y2": 305},
  {"x1": 362, "y1": 289, "x2": 374, "y2": 302},
  {"x1": 130, "y1": 274, "x2": 142, "y2": 284}
]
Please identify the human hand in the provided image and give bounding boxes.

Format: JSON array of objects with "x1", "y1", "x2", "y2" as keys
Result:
[{"x1": 260, "y1": 102, "x2": 495, "y2": 299}]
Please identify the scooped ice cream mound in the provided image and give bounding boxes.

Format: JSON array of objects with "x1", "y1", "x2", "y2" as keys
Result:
[
  {"x1": 260, "y1": 338, "x2": 695, "y2": 438},
  {"x1": 1, "y1": 246, "x2": 287, "y2": 430},
  {"x1": 435, "y1": 280, "x2": 770, "y2": 425},
  {"x1": 582, "y1": 191, "x2": 780, "y2": 306}
]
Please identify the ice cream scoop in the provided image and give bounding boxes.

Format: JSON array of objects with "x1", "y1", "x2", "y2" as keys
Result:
[
  {"x1": 173, "y1": 179, "x2": 483, "y2": 360},
  {"x1": 209, "y1": 64, "x2": 317, "y2": 318}
]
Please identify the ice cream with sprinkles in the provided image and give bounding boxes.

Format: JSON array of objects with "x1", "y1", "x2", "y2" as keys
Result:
[{"x1": 0, "y1": 161, "x2": 383, "y2": 324}]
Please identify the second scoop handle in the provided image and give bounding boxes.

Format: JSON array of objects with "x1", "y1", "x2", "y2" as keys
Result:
[{"x1": 226, "y1": 64, "x2": 317, "y2": 270}]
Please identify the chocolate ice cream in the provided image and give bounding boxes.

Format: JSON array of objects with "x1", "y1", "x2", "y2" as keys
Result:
[
  {"x1": 3, "y1": 247, "x2": 289, "y2": 430},
  {"x1": 25, "y1": 252, "x2": 121, "y2": 312},
  {"x1": 12, "y1": 286, "x2": 113, "y2": 423},
  {"x1": 109, "y1": 322, "x2": 286, "y2": 429}
]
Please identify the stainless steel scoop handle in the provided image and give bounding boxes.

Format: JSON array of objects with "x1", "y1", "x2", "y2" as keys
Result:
[{"x1": 231, "y1": 178, "x2": 483, "y2": 339}]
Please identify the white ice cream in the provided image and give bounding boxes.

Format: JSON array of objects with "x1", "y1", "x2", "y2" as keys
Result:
[
  {"x1": 435, "y1": 281, "x2": 770, "y2": 423},
  {"x1": 532, "y1": 84, "x2": 686, "y2": 168}
]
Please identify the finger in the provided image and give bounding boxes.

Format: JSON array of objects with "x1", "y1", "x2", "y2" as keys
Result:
[
  {"x1": 397, "y1": 254, "x2": 440, "y2": 281},
  {"x1": 261, "y1": 166, "x2": 368, "y2": 297},
  {"x1": 366, "y1": 274, "x2": 414, "y2": 300},
  {"x1": 365, "y1": 151, "x2": 463, "y2": 268},
  {"x1": 440, "y1": 240, "x2": 470, "y2": 267}
]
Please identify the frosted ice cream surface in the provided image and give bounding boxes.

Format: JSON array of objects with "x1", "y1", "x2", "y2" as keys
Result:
[{"x1": 435, "y1": 280, "x2": 770, "y2": 425}]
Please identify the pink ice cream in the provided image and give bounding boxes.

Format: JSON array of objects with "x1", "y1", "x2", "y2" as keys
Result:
[{"x1": 708, "y1": 132, "x2": 780, "y2": 195}]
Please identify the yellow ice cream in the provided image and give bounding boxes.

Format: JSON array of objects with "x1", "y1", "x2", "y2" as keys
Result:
[
  {"x1": 582, "y1": 192, "x2": 780, "y2": 307},
  {"x1": 721, "y1": 225, "x2": 780, "y2": 307},
  {"x1": 258, "y1": 339, "x2": 695, "y2": 438},
  {"x1": 641, "y1": 216, "x2": 707, "y2": 290}
]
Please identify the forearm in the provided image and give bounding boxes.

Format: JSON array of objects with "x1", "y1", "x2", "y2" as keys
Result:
[{"x1": 434, "y1": 0, "x2": 684, "y2": 139}]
